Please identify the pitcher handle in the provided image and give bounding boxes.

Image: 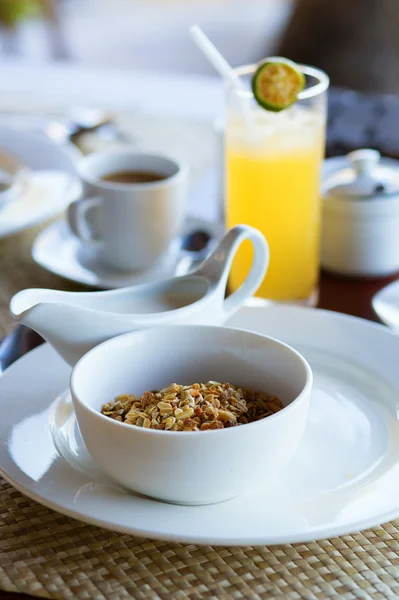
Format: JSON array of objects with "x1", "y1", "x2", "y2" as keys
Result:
[{"x1": 194, "y1": 225, "x2": 269, "y2": 319}]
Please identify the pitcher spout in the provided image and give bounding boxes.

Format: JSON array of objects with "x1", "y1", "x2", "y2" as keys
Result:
[
  {"x1": 9, "y1": 288, "x2": 139, "y2": 367},
  {"x1": 10, "y1": 288, "x2": 65, "y2": 322},
  {"x1": 9, "y1": 289, "x2": 90, "y2": 366}
]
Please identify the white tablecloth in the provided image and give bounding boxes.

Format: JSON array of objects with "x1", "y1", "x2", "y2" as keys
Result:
[{"x1": 0, "y1": 61, "x2": 224, "y2": 121}]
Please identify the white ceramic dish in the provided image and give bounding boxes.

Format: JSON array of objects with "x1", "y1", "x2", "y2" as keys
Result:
[
  {"x1": 2, "y1": 304, "x2": 399, "y2": 545},
  {"x1": 0, "y1": 127, "x2": 81, "y2": 239},
  {"x1": 321, "y1": 152, "x2": 399, "y2": 276},
  {"x1": 70, "y1": 325, "x2": 312, "y2": 505},
  {"x1": 0, "y1": 150, "x2": 27, "y2": 211},
  {"x1": 0, "y1": 127, "x2": 81, "y2": 172},
  {"x1": 372, "y1": 280, "x2": 399, "y2": 330},
  {"x1": 0, "y1": 172, "x2": 81, "y2": 240},
  {"x1": 0, "y1": 171, "x2": 24, "y2": 211},
  {"x1": 32, "y1": 217, "x2": 224, "y2": 289},
  {"x1": 14, "y1": 225, "x2": 269, "y2": 367}
]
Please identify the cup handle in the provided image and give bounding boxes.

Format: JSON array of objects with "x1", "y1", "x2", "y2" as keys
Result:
[
  {"x1": 194, "y1": 225, "x2": 269, "y2": 319},
  {"x1": 67, "y1": 196, "x2": 102, "y2": 243}
]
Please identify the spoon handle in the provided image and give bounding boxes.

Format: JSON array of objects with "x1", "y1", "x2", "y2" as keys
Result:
[{"x1": 0, "y1": 326, "x2": 43, "y2": 373}]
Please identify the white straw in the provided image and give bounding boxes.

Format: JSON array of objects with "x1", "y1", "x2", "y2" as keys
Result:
[
  {"x1": 189, "y1": 25, "x2": 245, "y2": 90},
  {"x1": 189, "y1": 25, "x2": 254, "y2": 132}
]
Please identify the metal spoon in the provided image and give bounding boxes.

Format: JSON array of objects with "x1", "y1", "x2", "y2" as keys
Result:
[
  {"x1": 0, "y1": 326, "x2": 43, "y2": 374},
  {"x1": 44, "y1": 106, "x2": 115, "y2": 144},
  {"x1": 174, "y1": 229, "x2": 214, "y2": 276},
  {"x1": 182, "y1": 229, "x2": 212, "y2": 253}
]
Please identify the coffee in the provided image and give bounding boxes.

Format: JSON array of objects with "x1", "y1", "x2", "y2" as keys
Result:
[{"x1": 101, "y1": 170, "x2": 167, "y2": 184}]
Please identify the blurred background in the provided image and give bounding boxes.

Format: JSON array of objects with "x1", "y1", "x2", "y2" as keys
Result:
[
  {"x1": 2, "y1": 0, "x2": 398, "y2": 94},
  {"x1": 0, "y1": 0, "x2": 292, "y2": 72}
]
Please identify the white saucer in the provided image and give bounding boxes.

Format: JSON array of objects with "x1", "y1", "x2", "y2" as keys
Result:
[
  {"x1": 2, "y1": 304, "x2": 399, "y2": 545},
  {"x1": 372, "y1": 279, "x2": 399, "y2": 331},
  {"x1": 32, "y1": 217, "x2": 224, "y2": 288},
  {"x1": 0, "y1": 126, "x2": 81, "y2": 239}
]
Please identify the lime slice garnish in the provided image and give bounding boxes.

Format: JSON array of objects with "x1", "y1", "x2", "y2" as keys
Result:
[{"x1": 252, "y1": 59, "x2": 305, "y2": 112}]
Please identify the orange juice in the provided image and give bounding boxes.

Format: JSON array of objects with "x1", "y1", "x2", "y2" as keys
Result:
[{"x1": 226, "y1": 105, "x2": 326, "y2": 303}]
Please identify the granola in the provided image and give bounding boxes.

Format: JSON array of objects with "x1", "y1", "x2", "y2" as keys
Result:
[{"x1": 101, "y1": 381, "x2": 283, "y2": 431}]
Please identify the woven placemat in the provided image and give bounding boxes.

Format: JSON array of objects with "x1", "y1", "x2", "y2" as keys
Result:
[{"x1": 2, "y1": 477, "x2": 399, "y2": 600}]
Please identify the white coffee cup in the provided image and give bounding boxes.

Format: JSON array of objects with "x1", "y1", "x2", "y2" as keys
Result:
[{"x1": 68, "y1": 150, "x2": 189, "y2": 271}]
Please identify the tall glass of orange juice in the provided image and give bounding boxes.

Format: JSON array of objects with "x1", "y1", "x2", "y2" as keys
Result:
[{"x1": 225, "y1": 64, "x2": 329, "y2": 304}]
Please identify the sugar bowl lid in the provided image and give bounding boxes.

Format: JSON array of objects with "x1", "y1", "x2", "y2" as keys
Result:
[{"x1": 323, "y1": 149, "x2": 399, "y2": 200}]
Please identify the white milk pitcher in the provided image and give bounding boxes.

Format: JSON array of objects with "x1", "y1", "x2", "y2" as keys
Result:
[{"x1": 10, "y1": 225, "x2": 269, "y2": 366}]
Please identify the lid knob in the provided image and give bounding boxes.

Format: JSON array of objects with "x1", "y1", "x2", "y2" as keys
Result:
[
  {"x1": 323, "y1": 148, "x2": 399, "y2": 200},
  {"x1": 348, "y1": 149, "x2": 381, "y2": 176}
]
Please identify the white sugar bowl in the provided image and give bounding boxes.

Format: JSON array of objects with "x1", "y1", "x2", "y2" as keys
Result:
[{"x1": 321, "y1": 149, "x2": 399, "y2": 277}]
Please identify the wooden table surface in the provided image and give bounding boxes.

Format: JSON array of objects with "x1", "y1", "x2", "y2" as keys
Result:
[{"x1": 1, "y1": 268, "x2": 398, "y2": 600}]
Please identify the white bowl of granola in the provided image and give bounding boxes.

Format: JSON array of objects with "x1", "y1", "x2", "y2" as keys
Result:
[{"x1": 70, "y1": 325, "x2": 312, "y2": 505}]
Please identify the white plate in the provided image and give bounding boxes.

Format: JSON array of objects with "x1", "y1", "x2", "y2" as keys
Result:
[
  {"x1": 2, "y1": 304, "x2": 399, "y2": 545},
  {"x1": 0, "y1": 127, "x2": 82, "y2": 239},
  {"x1": 32, "y1": 218, "x2": 224, "y2": 288},
  {"x1": 372, "y1": 280, "x2": 399, "y2": 331},
  {"x1": 0, "y1": 171, "x2": 81, "y2": 240}
]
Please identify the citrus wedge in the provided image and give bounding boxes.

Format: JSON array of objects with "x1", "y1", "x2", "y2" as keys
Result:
[{"x1": 252, "y1": 59, "x2": 305, "y2": 112}]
